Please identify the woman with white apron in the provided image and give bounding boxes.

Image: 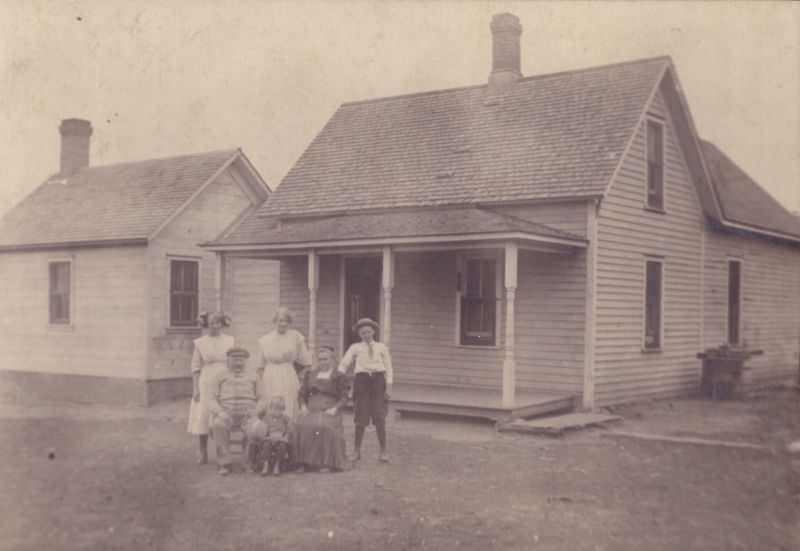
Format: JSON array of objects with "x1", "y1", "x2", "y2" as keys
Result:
[
  {"x1": 187, "y1": 311, "x2": 234, "y2": 464},
  {"x1": 257, "y1": 307, "x2": 312, "y2": 420}
]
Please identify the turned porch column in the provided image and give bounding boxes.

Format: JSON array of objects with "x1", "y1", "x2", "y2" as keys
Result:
[
  {"x1": 381, "y1": 246, "x2": 395, "y2": 347},
  {"x1": 502, "y1": 242, "x2": 518, "y2": 408},
  {"x1": 214, "y1": 252, "x2": 226, "y2": 312},
  {"x1": 307, "y1": 250, "x2": 319, "y2": 355}
]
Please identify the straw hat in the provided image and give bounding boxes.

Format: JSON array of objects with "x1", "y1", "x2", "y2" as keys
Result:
[{"x1": 352, "y1": 317, "x2": 379, "y2": 334}]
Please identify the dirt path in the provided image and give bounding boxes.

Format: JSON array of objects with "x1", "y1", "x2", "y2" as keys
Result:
[{"x1": 0, "y1": 390, "x2": 797, "y2": 551}]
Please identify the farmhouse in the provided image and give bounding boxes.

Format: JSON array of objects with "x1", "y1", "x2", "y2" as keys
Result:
[
  {"x1": 207, "y1": 13, "x2": 800, "y2": 417},
  {"x1": 0, "y1": 119, "x2": 278, "y2": 405}
]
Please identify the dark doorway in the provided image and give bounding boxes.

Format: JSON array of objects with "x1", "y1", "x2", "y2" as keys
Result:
[{"x1": 344, "y1": 257, "x2": 381, "y2": 349}]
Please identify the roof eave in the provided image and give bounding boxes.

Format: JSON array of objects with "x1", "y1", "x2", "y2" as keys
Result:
[
  {"x1": 715, "y1": 219, "x2": 800, "y2": 245},
  {"x1": 0, "y1": 237, "x2": 148, "y2": 253},
  {"x1": 201, "y1": 230, "x2": 588, "y2": 253}
]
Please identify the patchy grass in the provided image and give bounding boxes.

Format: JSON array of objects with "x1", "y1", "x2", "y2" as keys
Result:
[{"x1": 0, "y1": 389, "x2": 797, "y2": 551}]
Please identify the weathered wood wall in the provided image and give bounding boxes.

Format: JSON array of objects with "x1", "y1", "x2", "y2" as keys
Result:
[
  {"x1": 222, "y1": 257, "x2": 280, "y2": 361},
  {"x1": 703, "y1": 231, "x2": 800, "y2": 383},
  {"x1": 277, "y1": 247, "x2": 587, "y2": 394},
  {"x1": 593, "y1": 88, "x2": 705, "y2": 406},
  {"x1": 0, "y1": 246, "x2": 147, "y2": 381},
  {"x1": 147, "y1": 168, "x2": 256, "y2": 380}
]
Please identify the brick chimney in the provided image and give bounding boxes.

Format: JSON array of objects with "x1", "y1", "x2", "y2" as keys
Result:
[
  {"x1": 488, "y1": 13, "x2": 522, "y2": 94},
  {"x1": 59, "y1": 118, "x2": 92, "y2": 175}
]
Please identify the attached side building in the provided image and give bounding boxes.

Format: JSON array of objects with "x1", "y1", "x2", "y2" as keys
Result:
[{"x1": 0, "y1": 119, "x2": 278, "y2": 405}]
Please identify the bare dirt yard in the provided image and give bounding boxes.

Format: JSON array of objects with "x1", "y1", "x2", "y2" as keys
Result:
[{"x1": 0, "y1": 387, "x2": 797, "y2": 551}]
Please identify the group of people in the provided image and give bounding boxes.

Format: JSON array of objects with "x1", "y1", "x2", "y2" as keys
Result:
[{"x1": 186, "y1": 307, "x2": 393, "y2": 476}]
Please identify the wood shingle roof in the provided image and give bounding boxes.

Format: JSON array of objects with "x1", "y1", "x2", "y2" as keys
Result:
[
  {"x1": 258, "y1": 56, "x2": 671, "y2": 218},
  {"x1": 702, "y1": 141, "x2": 800, "y2": 239},
  {"x1": 212, "y1": 206, "x2": 586, "y2": 250},
  {"x1": 0, "y1": 149, "x2": 239, "y2": 250}
]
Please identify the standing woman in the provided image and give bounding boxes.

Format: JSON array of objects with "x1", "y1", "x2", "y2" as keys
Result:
[
  {"x1": 338, "y1": 318, "x2": 393, "y2": 463},
  {"x1": 187, "y1": 311, "x2": 234, "y2": 464},
  {"x1": 257, "y1": 307, "x2": 312, "y2": 419}
]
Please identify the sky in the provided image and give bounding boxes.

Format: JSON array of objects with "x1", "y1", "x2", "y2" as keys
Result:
[{"x1": 0, "y1": 0, "x2": 798, "y2": 217}]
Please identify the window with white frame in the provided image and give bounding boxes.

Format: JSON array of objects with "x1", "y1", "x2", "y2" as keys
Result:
[
  {"x1": 643, "y1": 258, "x2": 663, "y2": 350},
  {"x1": 458, "y1": 255, "x2": 499, "y2": 346},
  {"x1": 170, "y1": 259, "x2": 199, "y2": 327},
  {"x1": 48, "y1": 260, "x2": 72, "y2": 324},
  {"x1": 646, "y1": 119, "x2": 665, "y2": 211}
]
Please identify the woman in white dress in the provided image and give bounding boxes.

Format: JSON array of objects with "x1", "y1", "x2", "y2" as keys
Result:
[
  {"x1": 257, "y1": 307, "x2": 312, "y2": 419},
  {"x1": 187, "y1": 311, "x2": 234, "y2": 464}
]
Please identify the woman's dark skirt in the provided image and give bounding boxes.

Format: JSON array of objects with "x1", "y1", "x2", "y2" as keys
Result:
[{"x1": 292, "y1": 394, "x2": 346, "y2": 470}]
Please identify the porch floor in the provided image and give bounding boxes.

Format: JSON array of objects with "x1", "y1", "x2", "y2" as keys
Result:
[{"x1": 390, "y1": 382, "x2": 578, "y2": 422}]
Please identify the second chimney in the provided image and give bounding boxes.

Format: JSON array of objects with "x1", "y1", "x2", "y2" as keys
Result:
[
  {"x1": 488, "y1": 13, "x2": 522, "y2": 94},
  {"x1": 59, "y1": 118, "x2": 92, "y2": 175}
]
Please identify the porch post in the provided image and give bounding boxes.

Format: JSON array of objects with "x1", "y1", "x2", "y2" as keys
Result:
[
  {"x1": 381, "y1": 246, "x2": 395, "y2": 347},
  {"x1": 582, "y1": 199, "x2": 599, "y2": 410},
  {"x1": 214, "y1": 252, "x2": 225, "y2": 312},
  {"x1": 308, "y1": 250, "x2": 319, "y2": 355},
  {"x1": 502, "y1": 242, "x2": 518, "y2": 408}
]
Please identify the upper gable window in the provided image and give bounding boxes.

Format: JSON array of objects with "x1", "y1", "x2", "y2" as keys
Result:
[{"x1": 646, "y1": 120, "x2": 665, "y2": 211}]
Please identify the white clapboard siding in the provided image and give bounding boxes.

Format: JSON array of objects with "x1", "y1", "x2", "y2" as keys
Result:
[
  {"x1": 222, "y1": 257, "x2": 280, "y2": 361},
  {"x1": 316, "y1": 255, "x2": 342, "y2": 353},
  {"x1": 147, "y1": 168, "x2": 255, "y2": 379},
  {"x1": 277, "y1": 245, "x2": 587, "y2": 393},
  {"x1": 0, "y1": 246, "x2": 147, "y2": 379},
  {"x1": 515, "y1": 249, "x2": 586, "y2": 394},
  {"x1": 279, "y1": 256, "x2": 310, "y2": 336},
  {"x1": 703, "y1": 231, "x2": 800, "y2": 383},
  {"x1": 593, "y1": 88, "x2": 705, "y2": 406},
  {"x1": 392, "y1": 251, "x2": 504, "y2": 389}
]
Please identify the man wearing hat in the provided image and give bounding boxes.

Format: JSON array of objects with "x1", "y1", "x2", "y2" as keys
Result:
[
  {"x1": 208, "y1": 347, "x2": 268, "y2": 475},
  {"x1": 338, "y1": 318, "x2": 393, "y2": 463}
]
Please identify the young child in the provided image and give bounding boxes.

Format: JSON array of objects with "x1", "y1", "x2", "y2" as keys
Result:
[
  {"x1": 338, "y1": 318, "x2": 393, "y2": 463},
  {"x1": 260, "y1": 396, "x2": 293, "y2": 476}
]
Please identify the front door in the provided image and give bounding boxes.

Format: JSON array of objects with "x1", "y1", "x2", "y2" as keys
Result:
[{"x1": 344, "y1": 257, "x2": 381, "y2": 349}]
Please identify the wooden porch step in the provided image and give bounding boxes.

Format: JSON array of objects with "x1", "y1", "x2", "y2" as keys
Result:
[
  {"x1": 498, "y1": 412, "x2": 623, "y2": 436},
  {"x1": 389, "y1": 382, "x2": 577, "y2": 422}
]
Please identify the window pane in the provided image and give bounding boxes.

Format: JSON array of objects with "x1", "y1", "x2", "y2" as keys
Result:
[
  {"x1": 481, "y1": 260, "x2": 496, "y2": 300},
  {"x1": 170, "y1": 260, "x2": 199, "y2": 325},
  {"x1": 49, "y1": 262, "x2": 71, "y2": 323},
  {"x1": 644, "y1": 261, "x2": 662, "y2": 348},
  {"x1": 465, "y1": 259, "x2": 481, "y2": 297},
  {"x1": 728, "y1": 261, "x2": 741, "y2": 344}
]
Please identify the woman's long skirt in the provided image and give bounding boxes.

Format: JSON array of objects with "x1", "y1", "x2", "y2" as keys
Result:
[
  {"x1": 292, "y1": 395, "x2": 346, "y2": 470},
  {"x1": 187, "y1": 363, "x2": 226, "y2": 435},
  {"x1": 260, "y1": 362, "x2": 301, "y2": 419}
]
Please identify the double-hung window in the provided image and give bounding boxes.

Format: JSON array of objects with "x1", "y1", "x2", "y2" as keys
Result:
[
  {"x1": 170, "y1": 259, "x2": 199, "y2": 327},
  {"x1": 728, "y1": 260, "x2": 742, "y2": 345},
  {"x1": 646, "y1": 120, "x2": 665, "y2": 211},
  {"x1": 459, "y1": 256, "x2": 498, "y2": 346},
  {"x1": 643, "y1": 258, "x2": 663, "y2": 350},
  {"x1": 49, "y1": 261, "x2": 72, "y2": 324}
]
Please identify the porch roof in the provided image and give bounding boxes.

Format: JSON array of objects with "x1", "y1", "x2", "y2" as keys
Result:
[{"x1": 205, "y1": 207, "x2": 586, "y2": 251}]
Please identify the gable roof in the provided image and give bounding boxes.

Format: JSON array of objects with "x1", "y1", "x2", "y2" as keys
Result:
[
  {"x1": 0, "y1": 149, "x2": 267, "y2": 251},
  {"x1": 701, "y1": 141, "x2": 800, "y2": 240},
  {"x1": 210, "y1": 206, "x2": 586, "y2": 251},
  {"x1": 258, "y1": 56, "x2": 670, "y2": 218}
]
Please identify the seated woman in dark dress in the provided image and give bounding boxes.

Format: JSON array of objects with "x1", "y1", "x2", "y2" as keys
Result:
[{"x1": 293, "y1": 346, "x2": 350, "y2": 472}]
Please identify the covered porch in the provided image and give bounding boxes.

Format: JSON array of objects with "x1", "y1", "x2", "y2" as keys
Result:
[{"x1": 209, "y1": 207, "x2": 593, "y2": 421}]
